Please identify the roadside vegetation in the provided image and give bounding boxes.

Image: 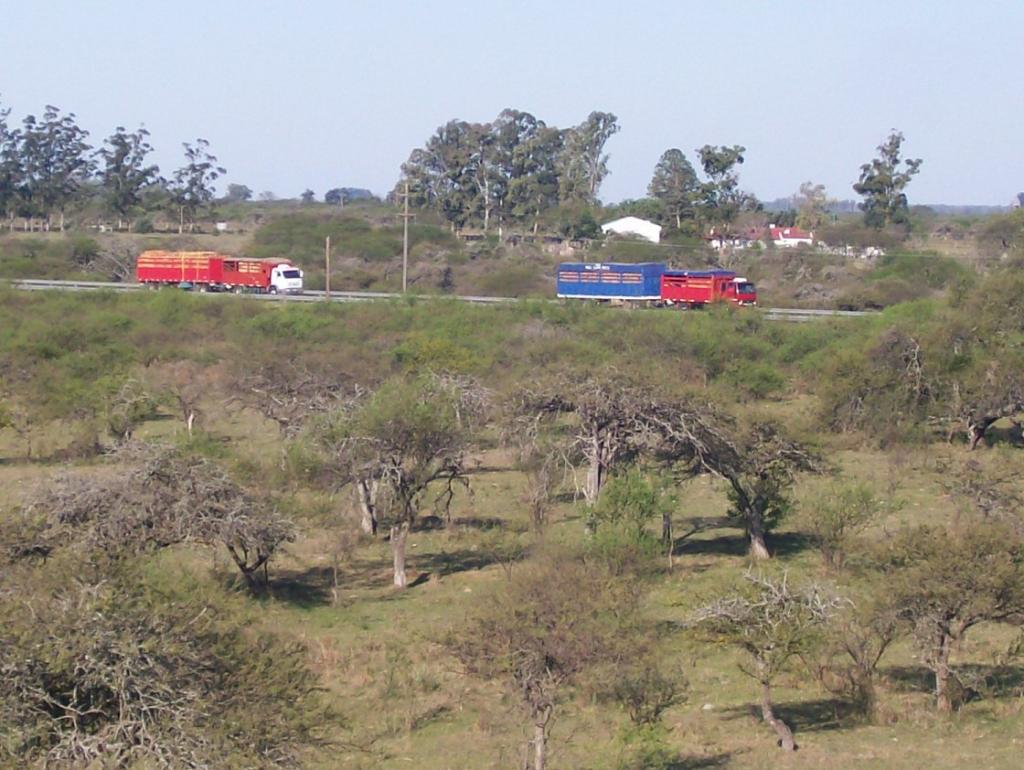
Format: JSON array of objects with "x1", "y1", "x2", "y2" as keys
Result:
[
  {"x1": 1, "y1": 255, "x2": 1024, "y2": 767},
  {"x1": 4, "y1": 95, "x2": 1024, "y2": 768}
]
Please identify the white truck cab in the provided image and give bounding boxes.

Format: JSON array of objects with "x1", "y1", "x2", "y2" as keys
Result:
[{"x1": 269, "y1": 264, "x2": 304, "y2": 295}]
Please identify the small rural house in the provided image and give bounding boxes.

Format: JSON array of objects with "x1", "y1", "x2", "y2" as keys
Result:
[
  {"x1": 601, "y1": 216, "x2": 662, "y2": 244},
  {"x1": 768, "y1": 225, "x2": 814, "y2": 247}
]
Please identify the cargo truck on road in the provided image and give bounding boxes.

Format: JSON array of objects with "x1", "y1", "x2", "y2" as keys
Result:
[
  {"x1": 135, "y1": 251, "x2": 304, "y2": 294},
  {"x1": 556, "y1": 262, "x2": 756, "y2": 307}
]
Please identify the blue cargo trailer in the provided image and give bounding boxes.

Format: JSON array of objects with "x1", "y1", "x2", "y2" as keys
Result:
[{"x1": 556, "y1": 262, "x2": 665, "y2": 301}]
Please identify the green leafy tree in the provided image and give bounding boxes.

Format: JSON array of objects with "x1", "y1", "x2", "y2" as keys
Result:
[
  {"x1": 498, "y1": 112, "x2": 564, "y2": 232},
  {"x1": 300, "y1": 188, "x2": 315, "y2": 204},
  {"x1": 587, "y1": 468, "x2": 677, "y2": 574},
  {"x1": 18, "y1": 105, "x2": 94, "y2": 230},
  {"x1": 588, "y1": 468, "x2": 674, "y2": 543},
  {"x1": 648, "y1": 148, "x2": 700, "y2": 229},
  {"x1": 797, "y1": 479, "x2": 895, "y2": 571},
  {"x1": 397, "y1": 119, "x2": 490, "y2": 230},
  {"x1": 98, "y1": 125, "x2": 160, "y2": 230},
  {"x1": 701, "y1": 423, "x2": 822, "y2": 560},
  {"x1": 695, "y1": 144, "x2": 757, "y2": 229},
  {"x1": 793, "y1": 180, "x2": 833, "y2": 231},
  {"x1": 853, "y1": 130, "x2": 922, "y2": 228},
  {"x1": 0, "y1": 96, "x2": 21, "y2": 227},
  {"x1": 448, "y1": 559, "x2": 642, "y2": 770},
  {"x1": 312, "y1": 374, "x2": 489, "y2": 587},
  {"x1": 881, "y1": 522, "x2": 1024, "y2": 712},
  {"x1": 171, "y1": 137, "x2": 225, "y2": 233},
  {"x1": 224, "y1": 182, "x2": 253, "y2": 202},
  {"x1": 558, "y1": 111, "x2": 619, "y2": 204}
]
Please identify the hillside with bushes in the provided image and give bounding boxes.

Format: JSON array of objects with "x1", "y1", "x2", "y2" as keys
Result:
[{"x1": 2, "y1": 258, "x2": 1024, "y2": 767}]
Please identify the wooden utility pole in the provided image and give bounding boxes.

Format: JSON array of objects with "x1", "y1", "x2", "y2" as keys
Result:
[
  {"x1": 325, "y1": 235, "x2": 331, "y2": 299},
  {"x1": 401, "y1": 182, "x2": 411, "y2": 293}
]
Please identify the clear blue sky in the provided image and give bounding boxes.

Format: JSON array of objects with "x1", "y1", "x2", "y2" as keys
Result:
[{"x1": 2, "y1": 1, "x2": 1019, "y2": 205}]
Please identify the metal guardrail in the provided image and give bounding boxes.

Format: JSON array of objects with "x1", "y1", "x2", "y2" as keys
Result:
[{"x1": 4, "y1": 279, "x2": 875, "y2": 318}]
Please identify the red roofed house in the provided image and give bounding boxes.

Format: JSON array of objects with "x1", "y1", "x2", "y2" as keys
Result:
[{"x1": 768, "y1": 224, "x2": 814, "y2": 247}]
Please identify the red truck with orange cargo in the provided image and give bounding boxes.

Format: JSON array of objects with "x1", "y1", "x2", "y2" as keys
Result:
[{"x1": 135, "y1": 251, "x2": 304, "y2": 294}]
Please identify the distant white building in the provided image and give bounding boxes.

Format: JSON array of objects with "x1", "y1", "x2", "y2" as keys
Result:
[
  {"x1": 768, "y1": 225, "x2": 814, "y2": 247},
  {"x1": 601, "y1": 216, "x2": 662, "y2": 244}
]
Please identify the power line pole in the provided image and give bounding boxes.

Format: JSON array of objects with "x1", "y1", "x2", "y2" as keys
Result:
[
  {"x1": 324, "y1": 235, "x2": 331, "y2": 300},
  {"x1": 400, "y1": 182, "x2": 412, "y2": 293}
]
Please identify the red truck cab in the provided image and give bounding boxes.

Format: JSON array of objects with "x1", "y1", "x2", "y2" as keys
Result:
[{"x1": 660, "y1": 269, "x2": 757, "y2": 308}]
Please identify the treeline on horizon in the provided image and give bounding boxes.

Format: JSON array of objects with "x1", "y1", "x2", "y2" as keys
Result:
[
  {"x1": 393, "y1": 109, "x2": 935, "y2": 240},
  {"x1": 391, "y1": 108, "x2": 760, "y2": 239},
  {"x1": 0, "y1": 93, "x2": 1002, "y2": 249}
]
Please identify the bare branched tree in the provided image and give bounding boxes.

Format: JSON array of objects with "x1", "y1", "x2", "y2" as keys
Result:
[
  {"x1": 503, "y1": 402, "x2": 572, "y2": 533},
  {"x1": 0, "y1": 575, "x2": 330, "y2": 768},
  {"x1": 21, "y1": 442, "x2": 295, "y2": 592},
  {"x1": 77, "y1": 241, "x2": 137, "y2": 282},
  {"x1": 689, "y1": 572, "x2": 843, "y2": 751},
  {"x1": 230, "y1": 359, "x2": 351, "y2": 439},
  {"x1": 943, "y1": 458, "x2": 1024, "y2": 534},
  {"x1": 509, "y1": 371, "x2": 731, "y2": 506},
  {"x1": 509, "y1": 373, "x2": 819, "y2": 558},
  {"x1": 144, "y1": 360, "x2": 219, "y2": 437}
]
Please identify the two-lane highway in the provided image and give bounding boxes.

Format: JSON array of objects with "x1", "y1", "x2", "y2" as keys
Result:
[{"x1": 4, "y1": 279, "x2": 875, "y2": 320}]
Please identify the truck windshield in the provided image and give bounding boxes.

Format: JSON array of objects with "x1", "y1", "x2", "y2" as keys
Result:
[
  {"x1": 737, "y1": 282, "x2": 755, "y2": 293},
  {"x1": 282, "y1": 270, "x2": 301, "y2": 279}
]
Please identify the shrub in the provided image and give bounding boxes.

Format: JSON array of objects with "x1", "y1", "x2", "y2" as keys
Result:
[
  {"x1": 133, "y1": 216, "x2": 155, "y2": 233},
  {"x1": 797, "y1": 480, "x2": 898, "y2": 571},
  {"x1": 0, "y1": 569, "x2": 331, "y2": 768}
]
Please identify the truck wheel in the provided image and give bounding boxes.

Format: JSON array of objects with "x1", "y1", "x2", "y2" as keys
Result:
[
  {"x1": 233, "y1": 286, "x2": 242, "y2": 294},
  {"x1": 269, "y1": 286, "x2": 278, "y2": 295}
]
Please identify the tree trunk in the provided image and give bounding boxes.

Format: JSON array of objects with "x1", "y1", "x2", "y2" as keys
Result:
[
  {"x1": 663, "y1": 511, "x2": 674, "y2": 572},
  {"x1": 761, "y1": 682, "x2": 796, "y2": 751},
  {"x1": 584, "y1": 432, "x2": 606, "y2": 504},
  {"x1": 355, "y1": 479, "x2": 378, "y2": 535},
  {"x1": 748, "y1": 508, "x2": 771, "y2": 560},
  {"x1": 185, "y1": 410, "x2": 196, "y2": 437},
  {"x1": 967, "y1": 417, "x2": 991, "y2": 451},
  {"x1": 531, "y1": 706, "x2": 552, "y2": 770},
  {"x1": 934, "y1": 631, "x2": 954, "y2": 713},
  {"x1": 856, "y1": 675, "x2": 879, "y2": 723},
  {"x1": 391, "y1": 521, "x2": 410, "y2": 588}
]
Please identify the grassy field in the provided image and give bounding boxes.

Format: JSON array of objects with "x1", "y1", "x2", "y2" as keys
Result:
[
  {"x1": 1, "y1": 286, "x2": 1022, "y2": 769},
  {"x1": 6, "y1": 409, "x2": 1020, "y2": 768}
]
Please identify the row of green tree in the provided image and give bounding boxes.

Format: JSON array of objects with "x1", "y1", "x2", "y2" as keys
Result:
[
  {"x1": 393, "y1": 107, "x2": 766, "y2": 235},
  {"x1": 396, "y1": 109, "x2": 923, "y2": 237},
  {"x1": 0, "y1": 98, "x2": 224, "y2": 232}
]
